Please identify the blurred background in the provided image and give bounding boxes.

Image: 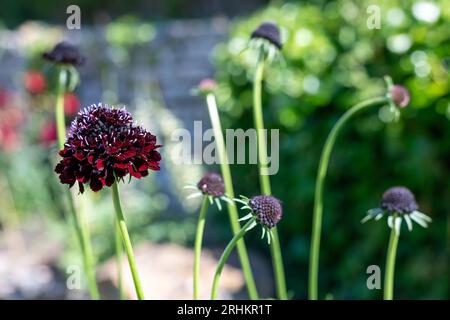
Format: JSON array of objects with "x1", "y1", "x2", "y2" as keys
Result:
[{"x1": 0, "y1": 0, "x2": 448, "y2": 299}]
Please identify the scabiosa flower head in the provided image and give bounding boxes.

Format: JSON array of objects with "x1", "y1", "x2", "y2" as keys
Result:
[
  {"x1": 197, "y1": 172, "x2": 225, "y2": 197},
  {"x1": 237, "y1": 195, "x2": 283, "y2": 243},
  {"x1": 185, "y1": 172, "x2": 230, "y2": 210},
  {"x1": 249, "y1": 195, "x2": 283, "y2": 229},
  {"x1": 23, "y1": 70, "x2": 47, "y2": 94},
  {"x1": 251, "y1": 22, "x2": 282, "y2": 49},
  {"x1": 390, "y1": 85, "x2": 410, "y2": 108},
  {"x1": 381, "y1": 187, "x2": 418, "y2": 214},
  {"x1": 362, "y1": 186, "x2": 431, "y2": 235},
  {"x1": 55, "y1": 103, "x2": 161, "y2": 193},
  {"x1": 43, "y1": 42, "x2": 85, "y2": 65}
]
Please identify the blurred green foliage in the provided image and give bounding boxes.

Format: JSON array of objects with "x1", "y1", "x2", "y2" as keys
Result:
[{"x1": 213, "y1": 0, "x2": 449, "y2": 299}]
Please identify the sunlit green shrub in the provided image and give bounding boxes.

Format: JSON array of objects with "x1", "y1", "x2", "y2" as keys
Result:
[{"x1": 213, "y1": 0, "x2": 449, "y2": 299}]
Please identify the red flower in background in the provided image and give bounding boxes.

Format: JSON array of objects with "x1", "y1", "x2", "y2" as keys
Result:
[
  {"x1": 64, "y1": 93, "x2": 80, "y2": 116},
  {"x1": 23, "y1": 70, "x2": 47, "y2": 95},
  {"x1": 0, "y1": 91, "x2": 24, "y2": 152},
  {"x1": 0, "y1": 88, "x2": 10, "y2": 109},
  {"x1": 39, "y1": 121, "x2": 57, "y2": 146}
]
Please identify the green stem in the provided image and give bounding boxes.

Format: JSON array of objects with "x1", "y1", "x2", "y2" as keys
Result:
[
  {"x1": 206, "y1": 94, "x2": 259, "y2": 300},
  {"x1": 308, "y1": 96, "x2": 388, "y2": 300},
  {"x1": 55, "y1": 67, "x2": 100, "y2": 300},
  {"x1": 193, "y1": 196, "x2": 209, "y2": 300},
  {"x1": 111, "y1": 181, "x2": 145, "y2": 300},
  {"x1": 211, "y1": 219, "x2": 255, "y2": 300},
  {"x1": 115, "y1": 219, "x2": 125, "y2": 300},
  {"x1": 55, "y1": 68, "x2": 67, "y2": 151},
  {"x1": 252, "y1": 57, "x2": 288, "y2": 300},
  {"x1": 384, "y1": 225, "x2": 399, "y2": 300}
]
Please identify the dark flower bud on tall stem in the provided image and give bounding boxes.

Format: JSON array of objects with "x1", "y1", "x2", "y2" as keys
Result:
[
  {"x1": 197, "y1": 172, "x2": 225, "y2": 197},
  {"x1": 362, "y1": 186, "x2": 431, "y2": 233},
  {"x1": 249, "y1": 195, "x2": 283, "y2": 229},
  {"x1": 362, "y1": 186, "x2": 431, "y2": 300},
  {"x1": 43, "y1": 41, "x2": 86, "y2": 66},
  {"x1": 251, "y1": 22, "x2": 282, "y2": 49},
  {"x1": 381, "y1": 186, "x2": 418, "y2": 214}
]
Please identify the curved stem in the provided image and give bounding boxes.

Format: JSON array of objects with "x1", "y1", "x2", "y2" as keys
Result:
[
  {"x1": 308, "y1": 96, "x2": 388, "y2": 300},
  {"x1": 193, "y1": 196, "x2": 210, "y2": 299},
  {"x1": 115, "y1": 219, "x2": 125, "y2": 300},
  {"x1": 252, "y1": 57, "x2": 288, "y2": 300},
  {"x1": 55, "y1": 67, "x2": 100, "y2": 300},
  {"x1": 206, "y1": 94, "x2": 259, "y2": 299},
  {"x1": 111, "y1": 181, "x2": 145, "y2": 300},
  {"x1": 384, "y1": 226, "x2": 399, "y2": 300},
  {"x1": 211, "y1": 219, "x2": 255, "y2": 300}
]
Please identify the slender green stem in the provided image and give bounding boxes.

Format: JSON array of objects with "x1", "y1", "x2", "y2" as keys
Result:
[
  {"x1": 115, "y1": 219, "x2": 125, "y2": 300},
  {"x1": 55, "y1": 67, "x2": 100, "y2": 300},
  {"x1": 252, "y1": 57, "x2": 288, "y2": 300},
  {"x1": 193, "y1": 196, "x2": 209, "y2": 300},
  {"x1": 75, "y1": 196, "x2": 100, "y2": 300},
  {"x1": 211, "y1": 219, "x2": 255, "y2": 300},
  {"x1": 384, "y1": 225, "x2": 399, "y2": 300},
  {"x1": 308, "y1": 96, "x2": 388, "y2": 300},
  {"x1": 55, "y1": 68, "x2": 67, "y2": 151},
  {"x1": 206, "y1": 94, "x2": 259, "y2": 300},
  {"x1": 111, "y1": 181, "x2": 145, "y2": 300}
]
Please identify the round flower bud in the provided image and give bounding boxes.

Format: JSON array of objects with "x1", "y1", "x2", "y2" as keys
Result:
[
  {"x1": 197, "y1": 172, "x2": 225, "y2": 197},
  {"x1": 381, "y1": 186, "x2": 419, "y2": 214},
  {"x1": 197, "y1": 78, "x2": 218, "y2": 95},
  {"x1": 390, "y1": 85, "x2": 410, "y2": 108},
  {"x1": 249, "y1": 195, "x2": 283, "y2": 228}
]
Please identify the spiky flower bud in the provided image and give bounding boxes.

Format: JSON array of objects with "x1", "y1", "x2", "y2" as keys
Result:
[
  {"x1": 249, "y1": 195, "x2": 282, "y2": 229},
  {"x1": 197, "y1": 172, "x2": 225, "y2": 197},
  {"x1": 381, "y1": 186, "x2": 418, "y2": 214}
]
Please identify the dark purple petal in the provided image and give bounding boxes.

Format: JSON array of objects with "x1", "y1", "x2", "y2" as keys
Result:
[{"x1": 54, "y1": 103, "x2": 161, "y2": 192}]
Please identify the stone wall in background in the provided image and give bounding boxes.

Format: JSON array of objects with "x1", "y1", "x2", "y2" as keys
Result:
[{"x1": 0, "y1": 17, "x2": 229, "y2": 215}]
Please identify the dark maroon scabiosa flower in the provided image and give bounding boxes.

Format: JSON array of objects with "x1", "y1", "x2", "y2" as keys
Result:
[
  {"x1": 362, "y1": 186, "x2": 431, "y2": 234},
  {"x1": 390, "y1": 85, "x2": 410, "y2": 108},
  {"x1": 251, "y1": 22, "x2": 282, "y2": 49},
  {"x1": 43, "y1": 42, "x2": 85, "y2": 66},
  {"x1": 55, "y1": 103, "x2": 161, "y2": 193},
  {"x1": 197, "y1": 172, "x2": 225, "y2": 197},
  {"x1": 236, "y1": 195, "x2": 283, "y2": 243}
]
